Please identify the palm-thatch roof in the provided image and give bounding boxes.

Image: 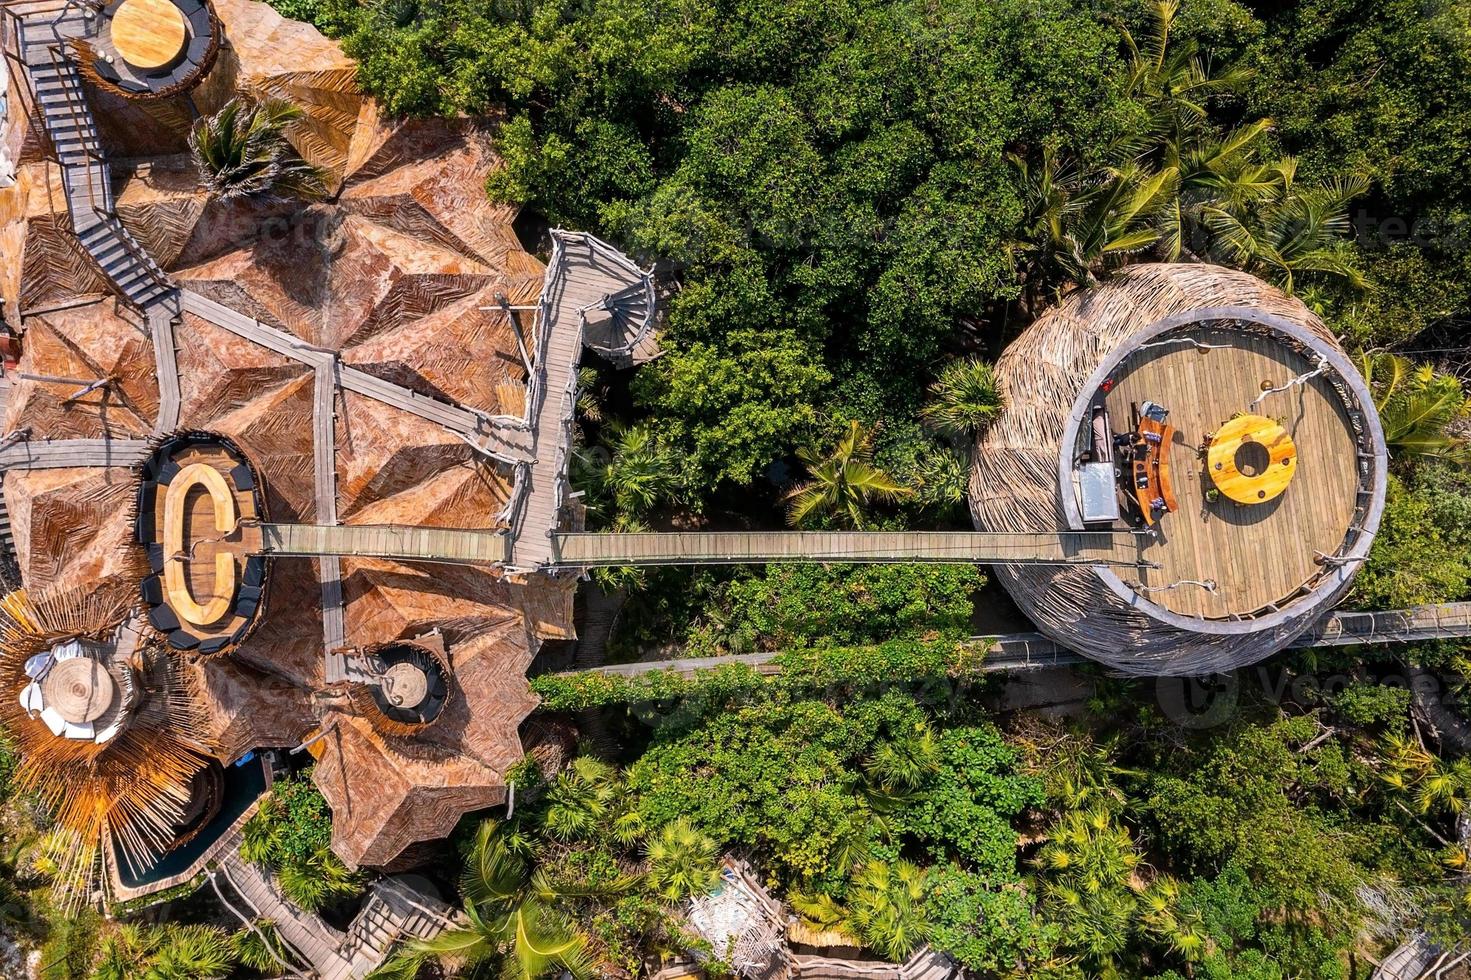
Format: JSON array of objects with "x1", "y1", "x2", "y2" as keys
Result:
[{"x1": 971, "y1": 263, "x2": 1387, "y2": 675}]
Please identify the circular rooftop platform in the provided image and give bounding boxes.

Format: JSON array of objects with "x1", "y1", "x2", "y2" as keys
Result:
[
  {"x1": 135, "y1": 432, "x2": 268, "y2": 655},
  {"x1": 1094, "y1": 324, "x2": 1364, "y2": 621},
  {"x1": 972, "y1": 264, "x2": 1386, "y2": 676},
  {"x1": 83, "y1": 0, "x2": 218, "y2": 98},
  {"x1": 349, "y1": 640, "x2": 453, "y2": 737}
]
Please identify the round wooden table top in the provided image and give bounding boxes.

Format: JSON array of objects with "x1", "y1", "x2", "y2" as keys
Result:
[
  {"x1": 1207, "y1": 413, "x2": 1297, "y2": 505},
  {"x1": 382, "y1": 663, "x2": 429, "y2": 708},
  {"x1": 111, "y1": 0, "x2": 187, "y2": 70},
  {"x1": 41, "y1": 658, "x2": 115, "y2": 724}
]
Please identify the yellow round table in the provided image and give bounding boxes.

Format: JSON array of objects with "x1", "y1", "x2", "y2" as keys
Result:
[
  {"x1": 1207, "y1": 413, "x2": 1296, "y2": 504},
  {"x1": 111, "y1": 0, "x2": 187, "y2": 70}
]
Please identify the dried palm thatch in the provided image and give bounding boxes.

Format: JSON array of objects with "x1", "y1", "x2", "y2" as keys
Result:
[
  {"x1": 0, "y1": 588, "x2": 215, "y2": 906},
  {"x1": 971, "y1": 263, "x2": 1387, "y2": 676}
]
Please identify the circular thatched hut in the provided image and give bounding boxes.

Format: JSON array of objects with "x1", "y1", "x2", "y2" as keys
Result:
[{"x1": 972, "y1": 264, "x2": 1387, "y2": 675}]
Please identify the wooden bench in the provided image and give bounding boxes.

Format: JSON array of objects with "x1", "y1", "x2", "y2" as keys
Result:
[{"x1": 1126, "y1": 411, "x2": 1178, "y2": 526}]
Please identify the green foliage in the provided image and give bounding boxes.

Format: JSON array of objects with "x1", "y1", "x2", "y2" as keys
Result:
[
  {"x1": 1327, "y1": 682, "x2": 1411, "y2": 728},
  {"x1": 37, "y1": 913, "x2": 99, "y2": 980},
  {"x1": 573, "y1": 423, "x2": 683, "y2": 523},
  {"x1": 231, "y1": 920, "x2": 294, "y2": 974},
  {"x1": 686, "y1": 563, "x2": 984, "y2": 656},
  {"x1": 918, "y1": 358, "x2": 1005, "y2": 440},
  {"x1": 1354, "y1": 473, "x2": 1471, "y2": 609},
  {"x1": 784, "y1": 421, "x2": 910, "y2": 528},
  {"x1": 895, "y1": 727, "x2": 1043, "y2": 877},
  {"x1": 530, "y1": 638, "x2": 985, "y2": 712},
  {"x1": 1359, "y1": 353, "x2": 1471, "y2": 464},
  {"x1": 631, "y1": 328, "x2": 830, "y2": 490},
  {"x1": 88, "y1": 922, "x2": 237, "y2": 980},
  {"x1": 188, "y1": 97, "x2": 324, "y2": 201},
  {"x1": 924, "y1": 866, "x2": 1060, "y2": 975},
  {"x1": 0, "y1": 729, "x2": 17, "y2": 802},
  {"x1": 1139, "y1": 718, "x2": 1367, "y2": 923},
  {"x1": 239, "y1": 771, "x2": 363, "y2": 912},
  {"x1": 644, "y1": 817, "x2": 720, "y2": 901}
]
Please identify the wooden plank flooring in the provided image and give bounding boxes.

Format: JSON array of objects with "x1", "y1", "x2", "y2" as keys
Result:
[
  {"x1": 1103, "y1": 329, "x2": 1362, "y2": 619},
  {"x1": 552, "y1": 530, "x2": 1143, "y2": 566},
  {"x1": 261, "y1": 523, "x2": 510, "y2": 565}
]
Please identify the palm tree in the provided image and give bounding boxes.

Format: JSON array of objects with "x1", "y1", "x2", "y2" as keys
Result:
[
  {"x1": 864, "y1": 728, "x2": 941, "y2": 793},
  {"x1": 1358, "y1": 352, "x2": 1471, "y2": 464},
  {"x1": 791, "y1": 861, "x2": 930, "y2": 962},
  {"x1": 1136, "y1": 876, "x2": 1209, "y2": 968},
  {"x1": 542, "y1": 756, "x2": 620, "y2": 842},
  {"x1": 376, "y1": 820, "x2": 627, "y2": 980},
  {"x1": 231, "y1": 919, "x2": 297, "y2": 975},
  {"x1": 1035, "y1": 808, "x2": 1143, "y2": 966},
  {"x1": 1202, "y1": 162, "x2": 1368, "y2": 293},
  {"x1": 848, "y1": 860, "x2": 931, "y2": 962},
  {"x1": 276, "y1": 847, "x2": 363, "y2": 912},
  {"x1": 1120, "y1": 1, "x2": 1251, "y2": 147},
  {"x1": 90, "y1": 922, "x2": 237, "y2": 980},
  {"x1": 1012, "y1": 149, "x2": 1171, "y2": 290},
  {"x1": 644, "y1": 817, "x2": 719, "y2": 901},
  {"x1": 785, "y1": 421, "x2": 910, "y2": 528},
  {"x1": 189, "y1": 96, "x2": 324, "y2": 201},
  {"x1": 573, "y1": 423, "x2": 681, "y2": 520},
  {"x1": 920, "y1": 358, "x2": 1006, "y2": 441}
]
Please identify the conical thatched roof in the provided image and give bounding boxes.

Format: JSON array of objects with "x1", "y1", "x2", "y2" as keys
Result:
[{"x1": 971, "y1": 264, "x2": 1387, "y2": 675}]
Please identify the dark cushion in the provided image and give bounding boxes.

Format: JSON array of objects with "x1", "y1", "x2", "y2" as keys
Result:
[
  {"x1": 243, "y1": 557, "x2": 265, "y2": 587},
  {"x1": 176, "y1": 0, "x2": 204, "y2": 16},
  {"x1": 198, "y1": 636, "x2": 229, "y2": 654},
  {"x1": 134, "y1": 488, "x2": 155, "y2": 542},
  {"x1": 187, "y1": 7, "x2": 210, "y2": 34},
  {"x1": 237, "y1": 583, "x2": 262, "y2": 602},
  {"x1": 157, "y1": 459, "x2": 181, "y2": 484},
  {"x1": 147, "y1": 543, "x2": 165, "y2": 573},
  {"x1": 186, "y1": 34, "x2": 211, "y2": 64},
  {"x1": 168, "y1": 631, "x2": 200, "y2": 651},
  {"x1": 140, "y1": 575, "x2": 163, "y2": 605},
  {"x1": 148, "y1": 604, "x2": 180, "y2": 632},
  {"x1": 229, "y1": 463, "x2": 255, "y2": 492},
  {"x1": 235, "y1": 597, "x2": 258, "y2": 619}
]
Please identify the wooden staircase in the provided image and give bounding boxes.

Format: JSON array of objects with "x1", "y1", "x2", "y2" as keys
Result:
[{"x1": 14, "y1": 9, "x2": 176, "y2": 313}]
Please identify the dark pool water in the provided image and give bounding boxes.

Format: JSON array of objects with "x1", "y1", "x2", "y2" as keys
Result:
[{"x1": 115, "y1": 755, "x2": 268, "y2": 890}]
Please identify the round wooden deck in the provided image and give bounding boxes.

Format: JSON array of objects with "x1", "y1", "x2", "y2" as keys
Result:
[
  {"x1": 110, "y1": 0, "x2": 186, "y2": 69},
  {"x1": 1103, "y1": 328, "x2": 1362, "y2": 620}
]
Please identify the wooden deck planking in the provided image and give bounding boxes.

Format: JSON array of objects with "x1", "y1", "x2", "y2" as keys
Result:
[
  {"x1": 1104, "y1": 329, "x2": 1361, "y2": 619},
  {"x1": 552, "y1": 530, "x2": 1142, "y2": 566},
  {"x1": 260, "y1": 523, "x2": 510, "y2": 565},
  {"x1": 0, "y1": 438, "x2": 151, "y2": 470},
  {"x1": 506, "y1": 231, "x2": 653, "y2": 569}
]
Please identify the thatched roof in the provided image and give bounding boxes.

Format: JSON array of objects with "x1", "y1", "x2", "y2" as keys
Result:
[
  {"x1": 971, "y1": 264, "x2": 1387, "y2": 675},
  {"x1": 0, "y1": 59, "x2": 573, "y2": 873}
]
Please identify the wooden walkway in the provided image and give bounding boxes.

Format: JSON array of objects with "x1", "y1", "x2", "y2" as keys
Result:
[
  {"x1": 261, "y1": 522, "x2": 510, "y2": 565},
  {"x1": 214, "y1": 828, "x2": 456, "y2": 980},
  {"x1": 1104, "y1": 329, "x2": 1364, "y2": 619},
  {"x1": 0, "y1": 437, "x2": 151, "y2": 470},
  {"x1": 216, "y1": 847, "x2": 352, "y2": 979},
  {"x1": 551, "y1": 530, "x2": 1145, "y2": 566},
  {"x1": 254, "y1": 527, "x2": 1142, "y2": 569},
  {"x1": 571, "y1": 600, "x2": 1471, "y2": 681},
  {"x1": 506, "y1": 232, "x2": 657, "y2": 569}
]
